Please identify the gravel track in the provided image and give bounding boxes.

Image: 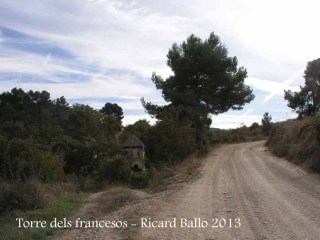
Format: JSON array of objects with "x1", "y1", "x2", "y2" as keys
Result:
[{"x1": 57, "y1": 141, "x2": 320, "y2": 240}]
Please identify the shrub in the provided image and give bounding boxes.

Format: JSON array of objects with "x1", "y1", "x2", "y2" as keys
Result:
[
  {"x1": 64, "y1": 139, "x2": 96, "y2": 176},
  {"x1": 145, "y1": 119, "x2": 196, "y2": 164},
  {"x1": 130, "y1": 171, "x2": 149, "y2": 188},
  {"x1": 15, "y1": 179, "x2": 47, "y2": 210},
  {"x1": 97, "y1": 155, "x2": 131, "y2": 183},
  {"x1": 1, "y1": 139, "x2": 64, "y2": 182},
  {"x1": 261, "y1": 112, "x2": 273, "y2": 136},
  {"x1": 0, "y1": 179, "x2": 47, "y2": 214},
  {"x1": 0, "y1": 183, "x2": 19, "y2": 213}
]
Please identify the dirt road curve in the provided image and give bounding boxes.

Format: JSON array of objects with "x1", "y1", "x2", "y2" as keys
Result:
[{"x1": 59, "y1": 141, "x2": 320, "y2": 240}]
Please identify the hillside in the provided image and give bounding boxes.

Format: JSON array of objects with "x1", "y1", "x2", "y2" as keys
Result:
[{"x1": 266, "y1": 117, "x2": 320, "y2": 172}]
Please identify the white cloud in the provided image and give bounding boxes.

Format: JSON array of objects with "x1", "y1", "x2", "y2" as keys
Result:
[
  {"x1": 0, "y1": 52, "x2": 83, "y2": 79},
  {"x1": 0, "y1": 30, "x2": 5, "y2": 43},
  {"x1": 245, "y1": 76, "x2": 301, "y2": 103},
  {"x1": 1, "y1": 76, "x2": 153, "y2": 100},
  {"x1": 0, "y1": 0, "x2": 193, "y2": 78},
  {"x1": 1, "y1": 0, "x2": 319, "y2": 129},
  {"x1": 1, "y1": 0, "x2": 318, "y2": 83}
]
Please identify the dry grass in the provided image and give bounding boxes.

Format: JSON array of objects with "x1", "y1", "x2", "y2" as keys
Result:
[
  {"x1": 86, "y1": 186, "x2": 135, "y2": 216},
  {"x1": 0, "y1": 192, "x2": 85, "y2": 240},
  {"x1": 266, "y1": 117, "x2": 320, "y2": 171},
  {"x1": 0, "y1": 179, "x2": 79, "y2": 214},
  {"x1": 148, "y1": 151, "x2": 206, "y2": 192}
]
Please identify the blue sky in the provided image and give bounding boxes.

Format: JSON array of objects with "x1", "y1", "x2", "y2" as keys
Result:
[{"x1": 0, "y1": 0, "x2": 319, "y2": 128}]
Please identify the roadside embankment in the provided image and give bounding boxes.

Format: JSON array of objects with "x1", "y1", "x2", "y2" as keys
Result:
[{"x1": 266, "y1": 117, "x2": 320, "y2": 172}]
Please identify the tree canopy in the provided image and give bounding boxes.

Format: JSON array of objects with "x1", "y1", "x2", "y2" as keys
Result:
[
  {"x1": 100, "y1": 102, "x2": 123, "y2": 119},
  {"x1": 143, "y1": 33, "x2": 254, "y2": 118},
  {"x1": 285, "y1": 58, "x2": 320, "y2": 118},
  {"x1": 261, "y1": 112, "x2": 272, "y2": 136},
  {"x1": 142, "y1": 32, "x2": 254, "y2": 147},
  {"x1": 0, "y1": 88, "x2": 124, "y2": 180}
]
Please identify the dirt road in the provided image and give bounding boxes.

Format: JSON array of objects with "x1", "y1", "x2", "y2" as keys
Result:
[{"x1": 58, "y1": 141, "x2": 320, "y2": 240}]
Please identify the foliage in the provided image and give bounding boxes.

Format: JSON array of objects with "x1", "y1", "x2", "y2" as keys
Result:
[
  {"x1": 0, "y1": 183, "x2": 19, "y2": 213},
  {"x1": 0, "y1": 179, "x2": 73, "y2": 214},
  {"x1": 121, "y1": 117, "x2": 196, "y2": 165},
  {"x1": 0, "y1": 191, "x2": 84, "y2": 240},
  {"x1": 122, "y1": 119, "x2": 151, "y2": 140},
  {"x1": 315, "y1": 113, "x2": 320, "y2": 141},
  {"x1": 249, "y1": 122, "x2": 260, "y2": 130},
  {"x1": 130, "y1": 171, "x2": 149, "y2": 188},
  {"x1": 142, "y1": 32, "x2": 254, "y2": 149},
  {"x1": 0, "y1": 139, "x2": 64, "y2": 182},
  {"x1": 65, "y1": 104, "x2": 101, "y2": 140},
  {"x1": 100, "y1": 103, "x2": 123, "y2": 117},
  {"x1": 261, "y1": 112, "x2": 272, "y2": 136},
  {"x1": 97, "y1": 155, "x2": 131, "y2": 183},
  {"x1": 0, "y1": 88, "x2": 124, "y2": 182},
  {"x1": 100, "y1": 102, "x2": 124, "y2": 137},
  {"x1": 144, "y1": 119, "x2": 196, "y2": 164},
  {"x1": 284, "y1": 58, "x2": 320, "y2": 118},
  {"x1": 210, "y1": 123, "x2": 264, "y2": 144},
  {"x1": 266, "y1": 118, "x2": 320, "y2": 172},
  {"x1": 210, "y1": 127, "x2": 247, "y2": 144},
  {"x1": 63, "y1": 139, "x2": 97, "y2": 176}
]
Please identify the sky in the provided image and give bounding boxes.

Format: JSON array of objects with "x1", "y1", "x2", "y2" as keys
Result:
[{"x1": 0, "y1": 0, "x2": 319, "y2": 128}]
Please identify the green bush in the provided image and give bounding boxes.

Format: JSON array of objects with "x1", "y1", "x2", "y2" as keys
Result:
[
  {"x1": 64, "y1": 139, "x2": 96, "y2": 176},
  {"x1": 130, "y1": 171, "x2": 149, "y2": 188},
  {"x1": 0, "y1": 139, "x2": 64, "y2": 182},
  {"x1": 97, "y1": 155, "x2": 131, "y2": 183},
  {"x1": 145, "y1": 119, "x2": 196, "y2": 164}
]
